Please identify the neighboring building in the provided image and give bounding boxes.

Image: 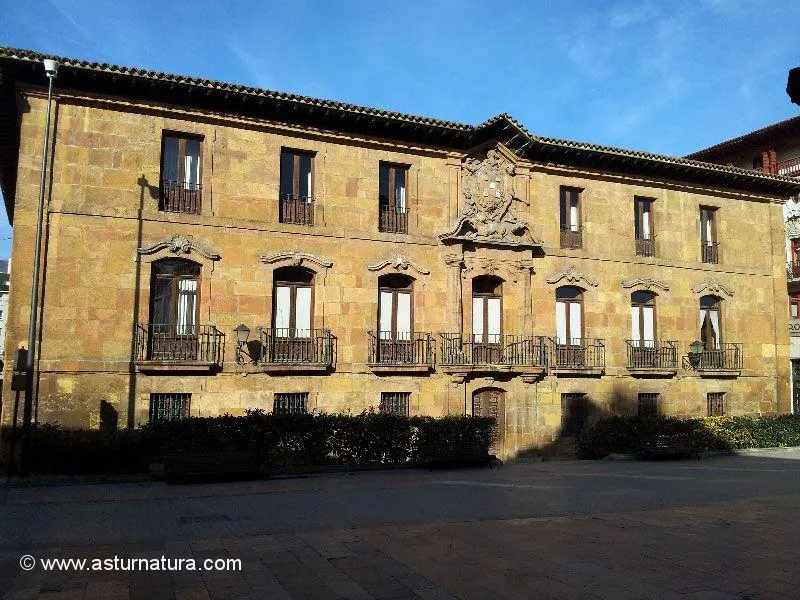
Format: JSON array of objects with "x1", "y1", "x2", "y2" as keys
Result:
[
  {"x1": 687, "y1": 116, "x2": 800, "y2": 413},
  {"x1": 0, "y1": 47, "x2": 798, "y2": 457},
  {"x1": 0, "y1": 259, "x2": 8, "y2": 370}
]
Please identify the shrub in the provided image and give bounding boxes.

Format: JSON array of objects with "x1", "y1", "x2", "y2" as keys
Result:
[
  {"x1": 2, "y1": 411, "x2": 496, "y2": 475},
  {"x1": 577, "y1": 414, "x2": 800, "y2": 459}
]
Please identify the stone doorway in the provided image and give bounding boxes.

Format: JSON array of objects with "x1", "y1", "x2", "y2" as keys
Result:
[{"x1": 472, "y1": 387, "x2": 505, "y2": 457}]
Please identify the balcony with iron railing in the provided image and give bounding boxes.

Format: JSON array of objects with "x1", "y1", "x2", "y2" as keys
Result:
[
  {"x1": 379, "y1": 204, "x2": 408, "y2": 234},
  {"x1": 778, "y1": 156, "x2": 800, "y2": 177},
  {"x1": 635, "y1": 234, "x2": 655, "y2": 257},
  {"x1": 549, "y1": 338, "x2": 605, "y2": 375},
  {"x1": 367, "y1": 332, "x2": 434, "y2": 373},
  {"x1": 701, "y1": 242, "x2": 719, "y2": 264},
  {"x1": 625, "y1": 340, "x2": 677, "y2": 374},
  {"x1": 560, "y1": 226, "x2": 583, "y2": 250},
  {"x1": 258, "y1": 327, "x2": 334, "y2": 372},
  {"x1": 438, "y1": 333, "x2": 548, "y2": 381},
  {"x1": 135, "y1": 323, "x2": 222, "y2": 372},
  {"x1": 279, "y1": 194, "x2": 314, "y2": 226},
  {"x1": 788, "y1": 260, "x2": 800, "y2": 282},
  {"x1": 159, "y1": 180, "x2": 202, "y2": 214},
  {"x1": 686, "y1": 342, "x2": 742, "y2": 376}
]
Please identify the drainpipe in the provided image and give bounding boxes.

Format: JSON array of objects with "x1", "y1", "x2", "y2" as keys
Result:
[{"x1": 20, "y1": 58, "x2": 59, "y2": 476}]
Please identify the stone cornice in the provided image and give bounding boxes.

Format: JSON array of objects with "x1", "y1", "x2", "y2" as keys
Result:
[
  {"x1": 621, "y1": 277, "x2": 670, "y2": 292},
  {"x1": 137, "y1": 234, "x2": 220, "y2": 261},
  {"x1": 259, "y1": 252, "x2": 333, "y2": 270},
  {"x1": 546, "y1": 265, "x2": 599, "y2": 287},
  {"x1": 367, "y1": 255, "x2": 430, "y2": 275},
  {"x1": 692, "y1": 279, "x2": 735, "y2": 297}
]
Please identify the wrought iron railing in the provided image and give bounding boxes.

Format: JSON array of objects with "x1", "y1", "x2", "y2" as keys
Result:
[
  {"x1": 258, "y1": 328, "x2": 334, "y2": 365},
  {"x1": 438, "y1": 333, "x2": 548, "y2": 367},
  {"x1": 560, "y1": 226, "x2": 583, "y2": 249},
  {"x1": 367, "y1": 332, "x2": 434, "y2": 366},
  {"x1": 635, "y1": 234, "x2": 655, "y2": 257},
  {"x1": 788, "y1": 260, "x2": 800, "y2": 280},
  {"x1": 379, "y1": 205, "x2": 408, "y2": 234},
  {"x1": 159, "y1": 180, "x2": 202, "y2": 214},
  {"x1": 701, "y1": 242, "x2": 719, "y2": 264},
  {"x1": 549, "y1": 338, "x2": 605, "y2": 369},
  {"x1": 136, "y1": 324, "x2": 221, "y2": 363},
  {"x1": 689, "y1": 343, "x2": 742, "y2": 371},
  {"x1": 279, "y1": 194, "x2": 314, "y2": 225},
  {"x1": 625, "y1": 340, "x2": 677, "y2": 369}
]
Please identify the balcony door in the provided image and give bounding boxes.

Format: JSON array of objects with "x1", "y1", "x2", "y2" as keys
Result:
[
  {"x1": 472, "y1": 276, "x2": 503, "y2": 363},
  {"x1": 630, "y1": 291, "x2": 658, "y2": 367},
  {"x1": 272, "y1": 267, "x2": 314, "y2": 361},
  {"x1": 699, "y1": 295, "x2": 721, "y2": 350},
  {"x1": 556, "y1": 286, "x2": 584, "y2": 365},
  {"x1": 378, "y1": 274, "x2": 413, "y2": 362},
  {"x1": 149, "y1": 259, "x2": 200, "y2": 360}
]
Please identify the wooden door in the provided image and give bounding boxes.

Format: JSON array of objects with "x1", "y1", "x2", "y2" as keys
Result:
[{"x1": 473, "y1": 388, "x2": 505, "y2": 457}]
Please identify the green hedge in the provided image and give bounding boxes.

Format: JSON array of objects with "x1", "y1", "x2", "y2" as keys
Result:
[
  {"x1": 1, "y1": 411, "x2": 496, "y2": 475},
  {"x1": 576, "y1": 414, "x2": 800, "y2": 459}
]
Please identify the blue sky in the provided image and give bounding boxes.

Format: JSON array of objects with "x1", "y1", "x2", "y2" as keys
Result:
[{"x1": 0, "y1": 0, "x2": 798, "y2": 259}]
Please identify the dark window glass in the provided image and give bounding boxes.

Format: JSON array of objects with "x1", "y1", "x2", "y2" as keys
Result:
[
  {"x1": 149, "y1": 393, "x2": 190, "y2": 422},
  {"x1": 637, "y1": 393, "x2": 659, "y2": 417},
  {"x1": 561, "y1": 393, "x2": 587, "y2": 435},
  {"x1": 380, "y1": 392, "x2": 410, "y2": 416}
]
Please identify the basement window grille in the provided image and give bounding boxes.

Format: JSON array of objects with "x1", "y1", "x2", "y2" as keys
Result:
[
  {"x1": 380, "y1": 392, "x2": 410, "y2": 416},
  {"x1": 637, "y1": 393, "x2": 660, "y2": 418},
  {"x1": 274, "y1": 392, "x2": 308, "y2": 415},
  {"x1": 149, "y1": 393, "x2": 190, "y2": 422},
  {"x1": 707, "y1": 392, "x2": 725, "y2": 416}
]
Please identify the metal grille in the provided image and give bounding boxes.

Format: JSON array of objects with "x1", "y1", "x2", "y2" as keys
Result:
[
  {"x1": 707, "y1": 392, "x2": 725, "y2": 416},
  {"x1": 274, "y1": 392, "x2": 308, "y2": 415},
  {"x1": 561, "y1": 393, "x2": 588, "y2": 435},
  {"x1": 560, "y1": 227, "x2": 583, "y2": 249},
  {"x1": 635, "y1": 234, "x2": 655, "y2": 257},
  {"x1": 380, "y1": 392, "x2": 410, "y2": 416},
  {"x1": 701, "y1": 243, "x2": 719, "y2": 264},
  {"x1": 637, "y1": 393, "x2": 660, "y2": 417},
  {"x1": 149, "y1": 393, "x2": 190, "y2": 422}
]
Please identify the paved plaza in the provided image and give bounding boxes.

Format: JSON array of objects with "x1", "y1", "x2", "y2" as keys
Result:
[{"x1": 1, "y1": 450, "x2": 799, "y2": 599}]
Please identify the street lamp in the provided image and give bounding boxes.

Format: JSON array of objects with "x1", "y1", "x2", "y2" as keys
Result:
[
  {"x1": 235, "y1": 324, "x2": 251, "y2": 365},
  {"x1": 20, "y1": 58, "x2": 59, "y2": 475},
  {"x1": 687, "y1": 340, "x2": 705, "y2": 369}
]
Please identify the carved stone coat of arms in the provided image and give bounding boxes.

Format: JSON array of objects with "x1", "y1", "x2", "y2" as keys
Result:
[{"x1": 439, "y1": 148, "x2": 539, "y2": 247}]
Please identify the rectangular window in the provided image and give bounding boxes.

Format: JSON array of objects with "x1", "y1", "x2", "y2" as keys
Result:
[
  {"x1": 380, "y1": 392, "x2": 410, "y2": 416},
  {"x1": 274, "y1": 392, "x2": 308, "y2": 414},
  {"x1": 637, "y1": 393, "x2": 659, "y2": 417},
  {"x1": 634, "y1": 197, "x2": 655, "y2": 256},
  {"x1": 707, "y1": 392, "x2": 725, "y2": 416},
  {"x1": 149, "y1": 393, "x2": 190, "y2": 422},
  {"x1": 700, "y1": 207, "x2": 719, "y2": 264},
  {"x1": 379, "y1": 163, "x2": 409, "y2": 234},
  {"x1": 559, "y1": 187, "x2": 582, "y2": 249},
  {"x1": 561, "y1": 393, "x2": 588, "y2": 435},
  {"x1": 279, "y1": 149, "x2": 314, "y2": 225},
  {"x1": 160, "y1": 133, "x2": 202, "y2": 214}
]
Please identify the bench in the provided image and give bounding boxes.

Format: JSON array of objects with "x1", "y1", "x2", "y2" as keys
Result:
[
  {"x1": 638, "y1": 434, "x2": 700, "y2": 460},
  {"x1": 164, "y1": 450, "x2": 261, "y2": 483},
  {"x1": 419, "y1": 442, "x2": 492, "y2": 468}
]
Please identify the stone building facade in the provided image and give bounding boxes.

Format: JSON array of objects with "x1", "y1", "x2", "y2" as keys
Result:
[
  {"x1": 1, "y1": 48, "x2": 799, "y2": 457},
  {"x1": 687, "y1": 115, "x2": 800, "y2": 413}
]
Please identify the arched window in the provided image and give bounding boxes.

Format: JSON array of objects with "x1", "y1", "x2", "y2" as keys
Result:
[
  {"x1": 700, "y1": 295, "x2": 722, "y2": 349},
  {"x1": 631, "y1": 291, "x2": 656, "y2": 347},
  {"x1": 378, "y1": 274, "x2": 413, "y2": 341},
  {"x1": 150, "y1": 258, "x2": 200, "y2": 336},
  {"x1": 555, "y1": 286, "x2": 583, "y2": 346},
  {"x1": 273, "y1": 267, "x2": 314, "y2": 339}
]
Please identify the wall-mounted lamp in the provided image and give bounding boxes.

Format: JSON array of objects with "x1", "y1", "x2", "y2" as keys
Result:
[
  {"x1": 235, "y1": 324, "x2": 251, "y2": 365},
  {"x1": 687, "y1": 340, "x2": 705, "y2": 369}
]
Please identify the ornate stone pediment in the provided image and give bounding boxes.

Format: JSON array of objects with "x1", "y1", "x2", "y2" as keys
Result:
[
  {"x1": 439, "y1": 148, "x2": 541, "y2": 248},
  {"x1": 260, "y1": 252, "x2": 333, "y2": 270},
  {"x1": 367, "y1": 255, "x2": 430, "y2": 275},
  {"x1": 137, "y1": 235, "x2": 221, "y2": 261},
  {"x1": 462, "y1": 257, "x2": 535, "y2": 283},
  {"x1": 692, "y1": 279, "x2": 734, "y2": 297},
  {"x1": 546, "y1": 265, "x2": 598, "y2": 287},
  {"x1": 621, "y1": 277, "x2": 670, "y2": 292}
]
